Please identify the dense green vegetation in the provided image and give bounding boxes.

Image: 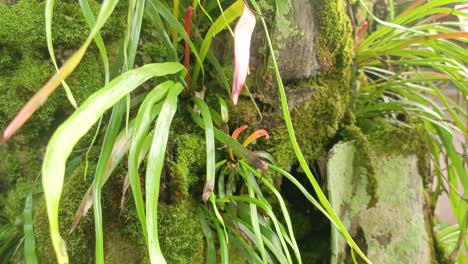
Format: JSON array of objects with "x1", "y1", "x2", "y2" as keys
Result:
[{"x1": 0, "y1": 0, "x2": 466, "y2": 263}]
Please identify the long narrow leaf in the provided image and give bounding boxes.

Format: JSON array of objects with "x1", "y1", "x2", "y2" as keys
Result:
[
  {"x1": 45, "y1": 0, "x2": 78, "y2": 108},
  {"x1": 145, "y1": 83, "x2": 184, "y2": 263},
  {"x1": 193, "y1": 98, "x2": 216, "y2": 202},
  {"x1": 41, "y1": 63, "x2": 184, "y2": 263},
  {"x1": 249, "y1": 2, "x2": 371, "y2": 263},
  {"x1": 128, "y1": 81, "x2": 174, "y2": 241},
  {"x1": 79, "y1": 0, "x2": 110, "y2": 84},
  {"x1": 23, "y1": 192, "x2": 37, "y2": 264}
]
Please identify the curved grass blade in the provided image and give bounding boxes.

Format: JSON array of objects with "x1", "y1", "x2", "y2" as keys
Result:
[
  {"x1": 212, "y1": 212, "x2": 229, "y2": 264},
  {"x1": 191, "y1": 0, "x2": 244, "y2": 86},
  {"x1": 197, "y1": 208, "x2": 217, "y2": 264},
  {"x1": 193, "y1": 98, "x2": 216, "y2": 202},
  {"x1": 145, "y1": 0, "x2": 178, "y2": 61},
  {"x1": 45, "y1": 0, "x2": 77, "y2": 108},
  {"x1": 1, "y1": 0, "x2": 120, "y2": 143},
  {"x1": 238, "y1": 168, "x2": 267, "y2": 263},
  {"x1": 42, "y1": 63, "x2": 184, "y2": 263},
  {"x1": 125, "y1": 0, "x2": 146, "y2": 69},
  {"x1": 79, "y1": 0, "x2": 110, "y2": 84},
  {"x1": 241, "y1": 161, "x2": 301, "y2": 263},
  {"x1": 145, "y1": 83, "x2": 184, "y2": 264},
  {"x1": 249, "y1": 2, "x2": 372, "y2": 263},
  {"x1": 23, "y1": 192, "x2": 37, "y2": 264},
  {"x1": 128, "y1": 81, "x2": 175, "y2": 241},
  {"x1": 225, "y1": 224, "x2": 263, "y2": 264}
]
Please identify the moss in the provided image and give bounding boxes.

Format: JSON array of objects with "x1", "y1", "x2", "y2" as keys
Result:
[
  {"x1": 158, "y1": 201, "x2": 205, "y2": 264},
  {"x1": 166, "y1": 133, "x2": 206, "y2": 202},
  {"x1": 340, "y1": 123, "x2": 378, "y2": 208},
  {"x1": 0, "y1": 0, "x2": 126, "y2": 187},
  {"x1": 140, "y1": 15, "x2": 171, "y2": 65},
  {"x1": 34, "y1": 157, "x2": 97, "y2": 264},
  {"x1": 33, "y1": 131, "x2": 208, "y2": 263},
  {"x1": 313, "y1": 0, "x2": 354, "y2": 75},
  {"x1": 358, "y1": 118, "x2": 431, "y2": 184}
]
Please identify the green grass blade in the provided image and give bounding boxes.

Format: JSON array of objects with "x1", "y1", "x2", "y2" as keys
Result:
[
  {"x1": 193, "y1": 98, "x2": 216, "y2": 202},
  {"x1": 249, "y1": 2, "x2": 372, "y2": 263},
  {"x1": 128, "y1": 81, "x2": 174, "y2": 241},
  {"x1": 78, "y1": 0, "x2": 110, "y2": 84},
  {"x1": 23, "y1": 192, "x2": 37, "y2": 264},
  {"x1": 92, "y1": 101, "x2": 126, "y2": 264},
  {"x1": 145, "y1": 83, "x2": 183, "y2": 264},
  {"x1": 45, "y1": 0, "x2": 78, "y2": 108},
  {"x1": 41, "y1": 63, "x2": 184, "y2": 263},
  {"x1": 145, "y1": 0, "x2": 178, "y2": 61},
  {"x1": 239, "y1": 168, "x2": 267, "y2": 263},
  {"x1": 242, "y1": 161, "x2": 301, "y2": 263},
  {"x1": 197, "y1": 208, "x2": 217, "y2": 264},
  {"x1": 212, "y1": 212, "x2": 229, "y2": 264},
  {"x1": 209, "y1": 193, "x2": 229, "y2": 246},
  {"x1": 125, "y1": 0, "x2": 146, "y2": 69}
]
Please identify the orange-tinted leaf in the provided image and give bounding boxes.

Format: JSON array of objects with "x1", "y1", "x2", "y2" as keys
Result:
[
  {"x1": 242, "y1": 129, "x2": 269, "y2": 147},
  {"x1": 231, "y1": 125, "x2": 248, "y2": 140}
]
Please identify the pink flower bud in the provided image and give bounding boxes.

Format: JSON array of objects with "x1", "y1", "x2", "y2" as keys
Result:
[{"x1": 232, "y1": 6, "x2": 256, "y2": 105}]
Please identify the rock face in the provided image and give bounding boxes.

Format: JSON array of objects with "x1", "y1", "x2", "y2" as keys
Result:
[
  {"x1": 275, "y1": 0, "x2": 320, "y2": 81},
  {"x1": 327, "y1": 142, "x2": 433, "y2": 263}
]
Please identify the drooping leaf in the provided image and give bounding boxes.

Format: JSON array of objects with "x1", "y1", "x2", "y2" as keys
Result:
[
  {"x1": 145, "y1": 83, "x2": 184, "y2": 263},
  {"x1": 42, "y1": 63, "x2": 185, "y2": 263},
  {"x1": 128, "y1": 81, "x2": 175, "y2": 241},
  {"x1": 193, "y1": 98, "x2": 216, "y2": 202}
]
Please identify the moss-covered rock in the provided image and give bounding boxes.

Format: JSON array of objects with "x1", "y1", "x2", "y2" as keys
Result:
[
  {"x1": 327, "y1": 133, "x2": 433, "y2": 263},
  {"x1": 267, "y1": 0, "x2": 354, "y2": 168}
]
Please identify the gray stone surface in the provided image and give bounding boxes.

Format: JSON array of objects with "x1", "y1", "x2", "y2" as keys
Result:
[{"x1": 327, "y1": 142, "x2": 432, "y2": 263}]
